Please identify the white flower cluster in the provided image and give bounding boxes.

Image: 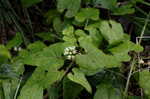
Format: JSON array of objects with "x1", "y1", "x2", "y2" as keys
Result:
[
  {"x1": 64, "y1": 46, "x2": 77, "y2": 60},
  {"x1": 14, "y1": 46, "x2": 22, "y2": 52}
]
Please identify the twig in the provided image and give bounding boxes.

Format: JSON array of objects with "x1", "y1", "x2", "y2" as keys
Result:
[
  {"x1": 124, "y1": 12, "x2": 150, "y2": 97},
  {"x1": 14, "y1": 76, "x2": 22, "y2": 99},
  {"x1": 124, "y1": 56, "x2": 136, "y2": 96}
]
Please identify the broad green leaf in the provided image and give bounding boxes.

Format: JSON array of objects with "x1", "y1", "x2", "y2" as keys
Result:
[
  {"x1": 63, "y1": 77, "x2": 83, "y2": 99},
  {"x1": 0, "y1": 83, "x2": 4, "y2": 99},
  {"x1": 113, "y1": 4, "x2": 135, "y2": 15},
  {"x1": 62, "y1": 26, "x2": 77, "y2": 45},
  {"x1": 6, "y1": 32, "x2": 23, "y2": 49},
  {"x1": 18, "y1": 84, "x2": 43, "y2": 99},
  {"x1": 94, "y1": 83, "x2": 122, "y2": 99},
  {"x1": 2, "y1": 80, "x2": 11, "y2": 99},
  {"x1": 25, "y1": 65, "x2": 64, "y2": 89},
  {"x1": 47, "y1": 84, "x2": 60, "y2": 99},
  {"x1": 139, "y1": 70, "x2": 150, "y2": 97},
  {"x1": 19, "y1": 43, "x2": 66, "y2": 98},
  {"x1": 53, "y1": 17, "x2": 64, "y2": 33},
  {"x1": 23, "y1": 43, "x2": 65, "y2": 67},
  {"x1": 93, "y1": 0, "x2": 117, "y2": 10},
  {"x1": 0, "y1": 64, "x2": 18, "y2": 79},
  {"x1": 67, "y1": 68, "x2": 92, "y2": 93},
  {"x1": 27, "y1": 41, "x2": 46, "y2": 53},
  {"x1": 75, "y1": 8, "x2": 99, "y2": 22},
  {"x1": 36, "y1": 32, "x2": 54, "y2": 41},
  {"x1": 45, "y1": 9, "x2": 61, "y2": 24},
  {"x1": 99, "y1": 20, "x2": 124, "y2": 45},
  {"x1": 57, "y1": 0, "x2": 81, "y2": 18},
  {"x1": 108, "y1": 41, "x2": 143, "y2": 61},
  {"x1": 85, "y1": 25, "x2": 103, "y2": 47},
  {"x1": 12, "y1": 59, "x2": 24, "y2": 75},
  {"x1": 19, "y1": 64, "x2": 64, "y2": 98},
  {"x1": 21, "y1": 0, "x2": 42, "y2": 8},
  {"x1": 128, "y1": 96, "x2": 141, "y2": 99},
  {"x1": 76, "y1": 38, "x2": 121, "y2": 75},
  {"x1": 0, "y1": 45, "x2": 11, "y2": 63},
  {"x1": 75, "y1": 29, "x2": 87, "y2": 37}
]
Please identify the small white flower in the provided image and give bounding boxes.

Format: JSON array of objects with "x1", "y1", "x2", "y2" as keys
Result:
[
  {"x1": 65, "y1": 48, "x2": 69, "y2": 52},
  {"x1": 18, "y1": 47, "x2": 22, "y2": 51},
  {"x1": 64, "y1": 46, "x2": 77, "y2": 60},
  {"x1": 67, "y1": 55, "x2": 72, "y2": 60},
  {"x1": 14, "y1": 47, "x2": 18, "y2": 51},
  {"x1": 14, "y1": 46, "x2": 22, "y2": 51},
  {"x1": 72, "y1": 50, "x2": 77, "y2": 54},
  {"x1": 139, "y1": 59, "x2": 144, "y2": 64},
  {"x1": 67, "y1": 55, "x2": 75, "y2": 60}
]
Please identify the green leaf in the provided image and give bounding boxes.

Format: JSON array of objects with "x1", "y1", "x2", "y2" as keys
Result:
[
  {"x1": 47, "y1": 84, "x2": 60, "y2": 99},
  {"x1": 127, "y1": 96, "x2": 141, "y2": 99},
  {"x1": 57, "y1": 0, "x2": 81, "y2": 18},
  {"x1": 63, "y1": 77, "x2": 83, "y2": 99},
  {"x1": 2, "y1": 80, "x2": 11, "y2": 99},
  {"x1": 94, "y1": 83, "x2": 122, "y2": 99},
  {"x1": 45, "y1": 9, "x2": 61, "y2": 24},
  {"x1": 19, "y1": 64, "x2": 64, "y2": 98},
  {"x1": 76, "y1": 38, "x2": 121, "y2": 75},
  {"x1": 0, "y1": 64, "x2": 18, "y2": 79},
  {"x1": 19, "y1": 43, "x2": 66, "y2": 98},
  {"x1": 21, "y1": 0, "x2": 42, "y2": 8},
  {"x1": 18, "y1": 84, "x2": 43, "y2": 99},
  {"x1": 108, "y1": 41, "x2": 143, "y2": 61},
  {"x1": 99, "y1": 20, "x2": 124, "y2": 45},
  {"x1": 0, "y1": 83, "x2": 4, "y2": 99},
  {"x1": 6, "y1": 32, "x2": 23, "y2": 50},
  {"x1": 0, "y1": 45, "x2": 11, "y2": 63},
  {"x1": 67, "y1": 68, "x2": 92, "y2": 93},
  {"x1": 75, "y1": 29, "x2": 87, "y2": 37},
  {"x1": 62, "y1": 26, "x2": 77, "y2": 45},
  {"x1": 75, "y1": 8, "x2": 99, "y2": 22},
  {"x1": 113, "y1": 4, "x2": 135, "y2": 15},
  {"x1": 93, "y1": 0, "x2": 117, "y2": 10},
  {"x1": 85, "y1": 25, "x2": 103, "y2": 47},
  {"x1": 27, "y1": 41, "x2": 46, "y2": 53},
  {"x1": 12, "y1": 59, "x2": 24, "y2": 75},
  {"x1": 53, "y1": 17, "x2": 64, "y2": 33},
  {"x1": 139, "y1": 70, "x2": 150, "y2": 97},
  {"x1": 36, "y1": 32, "x2": 55, "y2": 41},
  {"x1": 23, "y1": 43, "x2": 65, "y2": 67}
]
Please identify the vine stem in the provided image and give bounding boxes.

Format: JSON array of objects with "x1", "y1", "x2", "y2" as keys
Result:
[
  {"x1": 14, "y1": 77, "x2": 22, "y2": 99},
  {"x1": 60, "y1": 61, "x2": 74, "y2": 82},
  {"x1": 124, "y1": 56, "x2": 136, "y2": 96},
  {"x1": 124, "y1": 12, "x2": 150, "y2": 97}
]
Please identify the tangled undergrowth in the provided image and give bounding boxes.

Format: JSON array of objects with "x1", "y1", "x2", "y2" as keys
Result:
[{"x1": 0, "y1": 0, "x2": 150, "y2": 99}]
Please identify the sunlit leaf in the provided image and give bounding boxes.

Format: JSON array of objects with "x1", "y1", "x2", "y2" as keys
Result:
[
  {"x1": 57, "y1": 0, "x2": 81, "y2": 18},
  {"x1": 0, "y1": 45, "x2": 11, "y2": 63},
  {"x1": 139, "y1": 70, "x2": 150, "y2": 97},
  {"x1": 94, "y1": 83, "x2": 122, "y2": 99},
  {"x1": 68, "y1": 68, "x2": 92, "y2": 93},
  {"x1": 75, "y1": 8, "x2": 99, "y2": 22},
  {"x1": 6, "y1": 32, "x2": 23, "y2": 50},
  {"x1": 63, "y1": 77, "x2": 83, "y2": 99},
  {"x1": 21, "y1": 0, "x2": 42, "y2": 8},
  {"x1": 18, "y1": 84, "x2": 43, "y2": 99},
  {"x1": 99, "y1": 20, "x2": 124, "y2": 45}
]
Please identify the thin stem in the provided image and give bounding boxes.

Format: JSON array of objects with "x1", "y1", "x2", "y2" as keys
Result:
[
  {"x1": 138, "y1": 13, "x2": 150, "y2": 44},
  {"x1": 135, "y1": 6, "x2": 147, "y2": 16},
  {"x1": 14, "y1": 77, "x2": 22, "y2": 99},
  {"x1": 124, "y1": 56, "x2": 136, "y2": 96},
  {"x1": 124, "y1": 12, "x2": 150, "y2": 97},
  {"x1": 141, "y1": 1, "x2": 150, "y2": 6},
  {"x1": 60, "y1": 61, "x2": 74, "y2": 81}
]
